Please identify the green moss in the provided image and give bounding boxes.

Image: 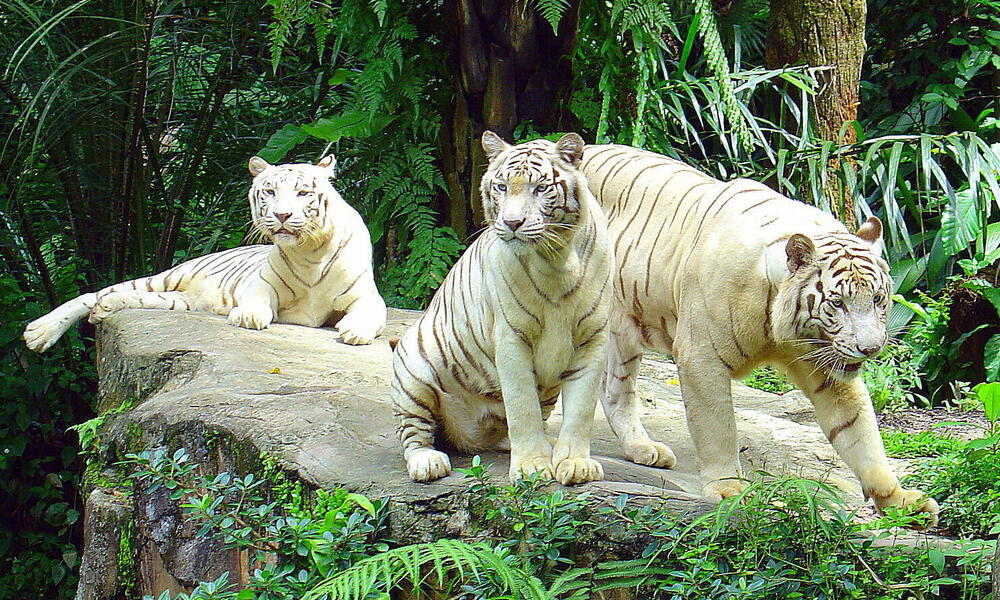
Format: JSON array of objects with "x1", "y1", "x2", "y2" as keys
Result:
[{"x1": 118, "y1": 515, "x2": 138, "y2": 598}]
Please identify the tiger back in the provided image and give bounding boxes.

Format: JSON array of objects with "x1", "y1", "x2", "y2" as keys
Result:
[
  {"x1": 390, "y1": 132, "x2": 612, "y2": 486},
  {"x1": 579, "y1": 144, "x2": 939, "y2": 527},
  {"x1": 23, "y1": 155, "x2": 386, "y2": 352}
]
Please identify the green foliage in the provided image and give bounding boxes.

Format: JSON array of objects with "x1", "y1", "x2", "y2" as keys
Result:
[
  {"x1": 862, "y1": 342, "x2": 928, "y2": 411},
  {"x1": 742, "y1": 367, "x2": 794, "y2": 395},
  {"x1": 122, "y1": 447, "x2": 388, "y2": 600},
  {"x1": 263, "y1": 0, "x2": 464, "y2": 307},
  {"x1": 902, "y1": 386, "x2": 1000, "y2": 538},
  {"x1": 459, "y1": 456, "x2": 592, "y2": 581},
  {"x1": 881, "y1": 430, "x2": 965, "y2": 458},
  {"x1": 0, "y1": 274, "x2": 91, "y2": 599}
]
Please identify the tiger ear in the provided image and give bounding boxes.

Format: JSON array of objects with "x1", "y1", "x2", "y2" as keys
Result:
[
  {"x1": 855, "y1": 216, "x2": 884, "y2": 255},
  {"x1": 555, "y1": 132, "x2": 585, "y2": 166},
  {"x1": 785, "y1": 233, "x2": 816, "y2": 273},
  {"x1": 248, "y1": 156, "x2": 271, "y2": 177},
  {"x1": 481, "y1": 131, "x2": 510, "y2": 162},
  {"x1": 316, "y1": 154, "x2": 337, "y2": 176}
]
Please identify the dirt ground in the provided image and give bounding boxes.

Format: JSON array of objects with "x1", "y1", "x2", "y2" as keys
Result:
[{"x1": 878, "y1": 408, "x2": 991, "y2": 440}]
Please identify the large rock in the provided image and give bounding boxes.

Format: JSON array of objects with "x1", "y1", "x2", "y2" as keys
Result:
[{"x1": 82, "y1": 308, "x2": 874, "y2": 597}]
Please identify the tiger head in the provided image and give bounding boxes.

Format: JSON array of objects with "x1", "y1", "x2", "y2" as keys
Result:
[
  {"x1": 479, "y1": 131, "x2": 587, "y2": 250},
  {"x1": 775, "y1": 217, "x2": 892, "y2": 381},
  {"x1": 247, "y1": 155, "x2": 339, "y2": 248}
]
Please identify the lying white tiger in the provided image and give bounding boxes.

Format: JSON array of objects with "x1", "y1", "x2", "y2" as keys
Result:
[
  {"x1": 581, "y1": 145, "x2": 939, "y2": 526},
  {"x1": 390, "y1": 132, "x2": 612, "y2": 485},
  {"x1": 24, "y1": 155, "x2": 386, "y2": 351}
]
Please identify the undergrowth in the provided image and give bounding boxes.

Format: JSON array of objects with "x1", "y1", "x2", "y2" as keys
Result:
[{"x1": 129, "y1": 450, "x2": 994, "y2": 600}]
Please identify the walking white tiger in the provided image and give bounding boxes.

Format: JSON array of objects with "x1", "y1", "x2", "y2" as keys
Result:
[
  {"x1": 390, "y1": 132, "x2": 612, "y2": 485},
  {"x1": 23, "y1": 154, "x2": 386, "y2": 351},
  {"x1": 580, "y1": 144, "x2": 939, "y2": 526}
]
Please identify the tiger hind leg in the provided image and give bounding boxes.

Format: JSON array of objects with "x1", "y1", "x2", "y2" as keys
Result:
[
  {"x1": 602, "y1": 328, "x2": 676, "y2": 469},
  {"x1": 23, "y1": 293, "x2": 99, "y2": 353},
  {"x1": 88, "y1": 291, "x2": 192, "y2": 324},
  {"x1": 390, "y1": 363, "x2": 451, "y2": 482}
]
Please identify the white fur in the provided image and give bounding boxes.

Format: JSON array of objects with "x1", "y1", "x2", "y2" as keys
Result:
[
  {"x1": 582, "y1": 145, "x2": 938, "y2": 528},
  {"x1": 391, "y1": 133, "x2": 612, "y2": 485},
  {"x1": 23, "y1": 155, "x2": 386, "y2": 352}
]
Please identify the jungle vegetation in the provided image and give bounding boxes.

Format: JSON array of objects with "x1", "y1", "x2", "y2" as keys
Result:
[{"x1": 1, "y1": 0, "x2": 998, "y2": 597}]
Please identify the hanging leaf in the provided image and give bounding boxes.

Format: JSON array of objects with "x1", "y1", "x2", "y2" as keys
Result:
[
  {"x1": 300, "y1": 111, "x2": 396, "y2": 142},
  {"x1": 258, "y1": 124, "x2": 308, "y2": 163},
  {"x1": 939, "y1": 187, "x2": 981, "y2": 257},
  {"x1": 533, "y1": 0, "x2": 571, "y2": 35}
]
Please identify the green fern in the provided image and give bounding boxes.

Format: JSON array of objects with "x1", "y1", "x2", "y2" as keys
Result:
[
  {"x1": 303, "y1": 539, "x2": 550, "y2": 600},
  {"x1": 533, "y1": 0, "x2": 572, "y2": 34},
  {"x1": 692, "y1": 0, "x2": 751, "y2": 152}
]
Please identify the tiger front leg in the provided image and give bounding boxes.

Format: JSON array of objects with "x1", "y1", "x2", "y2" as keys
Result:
[
  {"x1": 601, "y1": 327, "x2": 676, "y2": 468},
  {"x1": 335, "y1": 289, "x2": 387, "y2": 345},
  {"x1": 495, "y1": 330, "x2": 553, "y2": 482},
  {"x1": 675, "y1": 334, "x2": 746, "y2": 500},
  {"x1": 553, "y1": 352, "x2": 606, "y2": 485},
  {"x1": 229, "y1": 280, "x2": 278, "y2": 330},
  {"x1": 785, "y1": 363, "x2": 939, "y2": 529}
]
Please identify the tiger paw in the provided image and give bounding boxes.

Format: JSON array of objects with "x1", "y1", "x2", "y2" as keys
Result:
[
  {"x1": 228, "y1": 305, "x2": 273, "y2": 330},
  {"x1": 702, "y1": 478, "x2": 748, "y2": 501},
  {"x1": 509, "y1": 453, "x2": 553, "y2": 482},
  {"x1": 872, "y1": 487, "x2": 940, "y2": 530},
  {"x1": 406, "y1": 448, "x2": 452, "y2": 482},
  {"x1": 23, "y1": 317, "x2": 62, "y2": 353},
  {"x1": 554, "y1": 457, "x2": 604, "y2": 485},
  {"x1": 623, "y1": 440, "x2": 676, "y2": 469},
  {"x1": 335, "y1": 314, "x2": 378, "y2": 345}
]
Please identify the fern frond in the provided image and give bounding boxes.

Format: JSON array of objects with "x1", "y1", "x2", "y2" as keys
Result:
[
  {"x1": 692, "y1": 0, "x2": 751, "y2": 152},
  {"x1": 533, "y1": 0, "x2": 571, "y2": 35},
  {"x1": 303, "y1": 539, "x2": 548, "y2": 600}
]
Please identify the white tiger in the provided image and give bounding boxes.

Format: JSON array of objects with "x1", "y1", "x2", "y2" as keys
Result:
[
  {"x1": 390, "y1": 132, "x2": 612, "y2": 485},
  {"x1": 580, "y1": 144, "x2": 939, "y2": 526},
  {"x1": 23, "y1": 155, "x2": 386, "y2": 351}
]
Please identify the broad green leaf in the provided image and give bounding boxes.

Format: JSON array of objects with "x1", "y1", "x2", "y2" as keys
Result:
[
  {"x1": 985, "y1": 335, "x2": 1000, "y2": 382},
  {"x1": 300, "y1": 111, "x2": 395, "y2": 142},
  {"x1": 928, "y1": 548, "x2": 945, "y2": 575},
  {"x1": 329, "y1": 68, "x2": 352, "y2": 86},
  {"x1": 345, "y1": 492, "x2": 376, "y2": 516},
  {"x1": 974, "y1": 382, "x2": 1000, "y2": 421},
  {"x1": 258, "y1": 124, "x2": 307, "y2": 163},
  {"x1": 939, "y1": 188, "x2": 981, "y2": 257}
]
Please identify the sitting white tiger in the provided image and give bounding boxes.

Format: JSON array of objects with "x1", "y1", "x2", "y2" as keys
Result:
[
  {"x1": 23, "y1": 154, "x2": 386, "y2": 351},
  {"x1": 390, "y1": 132, "x2": 612, "y2": 485},
  {"x1": 580, "y1": 145, "x2": 939, "y2": 526}
]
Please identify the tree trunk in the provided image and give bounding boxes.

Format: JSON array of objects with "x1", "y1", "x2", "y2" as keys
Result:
[
  {"x1": 765, "y1": 0, "x2": 866, "y2": 229},
  {"x1": 439, "y1": 0, "x2": 582, "y2": 240}
]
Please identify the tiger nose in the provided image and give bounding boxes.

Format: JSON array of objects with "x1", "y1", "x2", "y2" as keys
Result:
[
  {"x1": 858, "y1": 344, "x2": 881, "y2": 357},
  {"x1": 274, "y1": 212, "x2": 292, "y2": 223},
  {"x1": 503, "y1": 217, "x2": 524, "y2": 231}
]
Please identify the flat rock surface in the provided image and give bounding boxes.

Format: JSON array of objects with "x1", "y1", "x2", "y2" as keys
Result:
[{"x1": 98, "y1": 308, "x2": 870, "y2": 505}]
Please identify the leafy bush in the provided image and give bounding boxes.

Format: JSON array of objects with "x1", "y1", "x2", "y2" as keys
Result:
[
  {"x1": 742, "y1": 367, "x2": 794, "y2": 395},
  {"x1": 863, "y1": 341, "x2": 928, "y2": 411},
  {"x1": 0, "y1": 274, "x2": 93, "y2": 600},
  {"x1": 310, "y1": 470, "x2": 990, "y2": 599},
  {"x1": 122, "y1": 448, "x2": 389, "y2": 600},
  {"x1": 902, "y1": 383, "x2": 1000, "y2": 538}
]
